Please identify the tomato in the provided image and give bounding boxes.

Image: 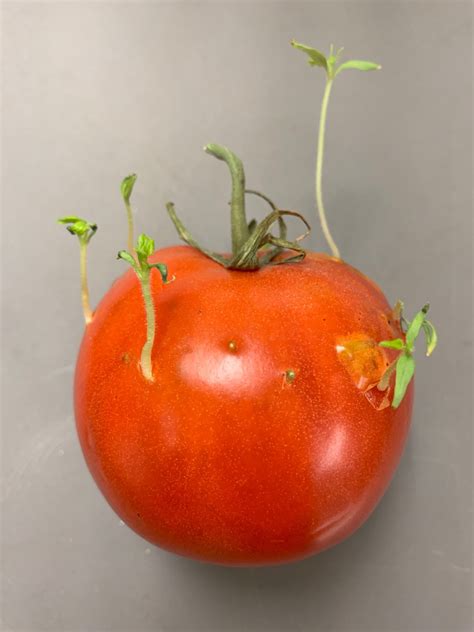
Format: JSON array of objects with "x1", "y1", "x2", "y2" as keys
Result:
[{"x1": 74, "y1": 246, "x2": 413, "y2": 566}]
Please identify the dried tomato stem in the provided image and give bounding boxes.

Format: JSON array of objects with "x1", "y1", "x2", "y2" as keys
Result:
[
  {"x1": 204, "y1": 144, "x2": 249, "y2": 254},
  {"x1": 167, "y1": 146, "x2": 311, "y2": 270}
]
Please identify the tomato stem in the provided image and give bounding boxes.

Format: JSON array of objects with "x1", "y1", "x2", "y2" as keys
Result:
[
  {"x1": 204, "y1": 144, "x2": 249, "y2": 255},
  {"x1": 167, "y1": 146, "x2": 312, "y2": 269},
  {"x1": 316, "y1": 78, "x2": 340, "y2": 259}
]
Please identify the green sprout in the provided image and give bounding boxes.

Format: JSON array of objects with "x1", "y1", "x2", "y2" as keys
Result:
[
  {"x1": 291, "y1": 40, "x2": 381, "y2": 259},
  {"x1": 118, "y1": 234, "x2": 171, "y2": 381},
  {"x1": 378, "y1": 303, "x2": 438, "y2": 408},
  {"x1": 58, "y1": 216, "x2": 98, "y2": 324},
  {"x1": 121, "y1": 173, "x2": 137, "y2": 255}
]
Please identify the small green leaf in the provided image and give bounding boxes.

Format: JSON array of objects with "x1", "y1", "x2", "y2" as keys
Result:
[
  {"x1": 392, "y1": 352, "x2": 415, "y2": 408},
  {"x1": 335, "y1": 60, "x2": 381, "y2": 75},
  {"x1": 58, "y1": 216, "x2": 82, "y2": 224},
  {"x1": 121, "y1": 174, "x2": 137, "y2": 203},
  {"x1": 58, "y1": 216, "x2": 97, "y2": 242},
  {"x1": 136, "y1": 234, "x2": 155, "y2": 259},
  {"x1": 378, "y1": 302, "x2": 437, "y2": 407},
  {"x1": 406, "y1": 304, "x2": 430, "y2": 350},
  {"x1": 422, "y1": 320, "x2": 438, "y2": 356},
  {"x1": 67, "y1": 220, "x2": 88, "y2": 236},
  {"x1": 117, "y1": 250, "x2": 136, "y2": 268},
  {"x1": 379, "y1": 338, "x2": 405, "y2": 350},
  {"x1": 291, "y1": 40, "x2": 328, "y2": 70},
  {"x1": 149, "y1": 262, "x2": 169, "y2": 283}
]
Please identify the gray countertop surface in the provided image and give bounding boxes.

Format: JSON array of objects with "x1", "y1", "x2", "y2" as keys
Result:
[{"x1": 2, "y1": 1, "x2": 472, "y2": 630}]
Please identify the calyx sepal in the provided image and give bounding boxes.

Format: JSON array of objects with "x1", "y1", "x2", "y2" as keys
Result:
[{"x1": 166, "y1": 144, "x2": 311, "y2": 271}]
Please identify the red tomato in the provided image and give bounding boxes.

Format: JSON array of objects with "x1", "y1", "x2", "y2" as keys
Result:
[{"x1": 75, "y1": 246, "x2": 413, "y2": 565}]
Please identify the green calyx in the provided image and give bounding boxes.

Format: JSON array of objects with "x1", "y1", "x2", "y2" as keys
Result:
[
  {"x1": 118, "y1": 234, "x2": 170, "y2": 382},
  {"x1": 166, "y1": 144, "x2": 311, "y2": 271},
  {"x1": 291, "y1": 40, "x2": 381, "y2": 259},
  {"x1": 378, "y1": 303, "x2": 438, "y2": 408}
]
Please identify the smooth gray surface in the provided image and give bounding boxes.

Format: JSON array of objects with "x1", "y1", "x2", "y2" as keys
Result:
[{"x1": 1, "y1": 2, "x2": 472, "y2": 631}]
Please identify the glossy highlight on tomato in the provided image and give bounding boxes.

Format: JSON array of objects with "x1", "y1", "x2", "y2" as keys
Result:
[{"x1": 75, "y1": 246, "x2": 413, "y2": 565}]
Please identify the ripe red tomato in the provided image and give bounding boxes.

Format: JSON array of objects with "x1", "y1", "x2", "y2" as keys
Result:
[{"x1": 75, "y1": 246, "x2": 413, "y2": 565}]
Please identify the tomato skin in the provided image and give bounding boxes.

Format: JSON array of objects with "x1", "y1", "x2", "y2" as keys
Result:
[{"x1": 74, "y1": 246, "x2": 413, "y2": 566}]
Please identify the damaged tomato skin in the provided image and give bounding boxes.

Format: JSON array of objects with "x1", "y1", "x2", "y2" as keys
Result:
[{"x1": 74, "y1": 246, "x2": 413, "y2": 566}]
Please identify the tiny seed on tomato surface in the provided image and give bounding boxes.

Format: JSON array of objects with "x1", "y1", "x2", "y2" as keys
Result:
[
  {"x1": 228, "y1": 340, "x2": 237, "y2": 352},
  {"x1": 121, "y1": 353, "x2": 130, "y2": 364},
  {"x1": 285, "y1": 369, "x2": 296, "y2": 384}
]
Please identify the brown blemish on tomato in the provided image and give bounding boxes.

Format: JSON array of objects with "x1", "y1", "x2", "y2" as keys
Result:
[{"x1": 121, "y1": 353, "x2": 131, "y2": 364}]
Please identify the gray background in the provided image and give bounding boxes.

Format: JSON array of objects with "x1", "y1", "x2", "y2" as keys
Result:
[{"x1": 1, "y1": 1, "x2": 472, "y2": 631}]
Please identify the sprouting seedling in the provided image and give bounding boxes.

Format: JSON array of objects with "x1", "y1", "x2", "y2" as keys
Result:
[
  {"x1": 118, "y1": 234, "x2": 171, "y2": 382},
  {"x1": 378, "y1": 304, "x2": 438, "y2": 408},
  {"x1": 58, "y1": 216, "x2": 98, "y2": 324},
  {"x1": 121, "y1": 174, "x2": 137, "y2": 254},
  {"x1": 291, "y1": 40, "x2": 381, "y2": 259}
]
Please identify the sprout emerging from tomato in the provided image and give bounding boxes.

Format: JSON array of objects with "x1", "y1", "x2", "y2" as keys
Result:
[
  {"x1": 117, "y1": 233, "x2": 173, "y2": 381},
  {"x1": 57, "y1": 216, "x2": 97, "y2": 324},
  {"x1": 59, "y1": 40, "x2": 437, "y2": 565}
]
